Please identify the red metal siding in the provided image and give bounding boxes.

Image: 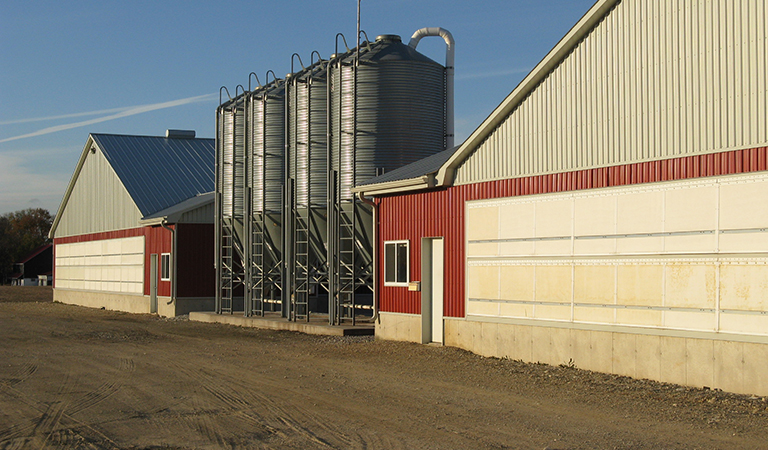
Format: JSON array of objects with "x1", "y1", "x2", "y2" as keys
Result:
[
  {"x1": 377, "y1": 146, "x2": 768, "y2": 318},
  {"x1": 175, "y1": 224, "x2": 215, "y2": 298},
  {"x1": 144, "y1": 226, "x2": 173, "y2": 297}
]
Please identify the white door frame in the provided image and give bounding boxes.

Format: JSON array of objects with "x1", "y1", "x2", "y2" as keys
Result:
[{"x1": 421, "y1": 237, "x2": 444, "y2": 344}]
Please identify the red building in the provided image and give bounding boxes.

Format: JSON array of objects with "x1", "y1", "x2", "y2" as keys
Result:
[
  {"x1": 49, "y1": 131, "x2": 215, "y2": 316},
  {"x1": 356, "y1": 0, "x2": 768, "y2": 396}
]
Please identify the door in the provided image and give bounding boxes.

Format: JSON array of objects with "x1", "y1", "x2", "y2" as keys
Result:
[
  {"x1": 421, "y1": 237, "x2": 444, "y2": 344},
  {"x1": 150, "y1": 254, "x2": 158, "y2": 314},
  {"x1": 431, "y1": 239, "x2": 444, "y2": 343}
]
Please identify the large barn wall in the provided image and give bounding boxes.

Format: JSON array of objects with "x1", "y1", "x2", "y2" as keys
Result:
[
  {"x1": 55, "y1": 144, "x2": 143, "y2": 237},
  {"x1": 378, "y1": 146, "x2": 768, "y2": 318},
  {"x1": 54, "y1": 227, "x2": 172, "y2": 297},
  {"x1": 454, "y1": 0, "x2": 767, "y2": 185}
]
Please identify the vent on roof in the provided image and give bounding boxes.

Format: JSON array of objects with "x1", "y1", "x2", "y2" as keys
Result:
[{"x1": 166, "y1": 129, "x2": 196, "y2": 139}]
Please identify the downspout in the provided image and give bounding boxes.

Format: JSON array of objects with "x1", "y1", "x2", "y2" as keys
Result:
[
  {"x1": 161, "y1": 220, "x2": 177, "y2": 307},
  {"x1": 408, "y1": 27, "x2": 455, "y2": 149},
  {"x1": 357, "y1": 191, "x2": 378, "y2": 322}
]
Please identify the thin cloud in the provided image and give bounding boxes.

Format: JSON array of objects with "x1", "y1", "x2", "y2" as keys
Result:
[
  {"x1": 0, "y1": 106, "x2": 133, "y2": 125},
  {"x1": 0, "y1": 93, "x2": 217, "y2": 143},
  {"x1": 456, "y1": 67, "x2": 531, "y2": 81}
]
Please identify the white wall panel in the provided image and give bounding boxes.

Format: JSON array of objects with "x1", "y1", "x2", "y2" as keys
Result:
[
  {"x1": 466, "y1": 172, "x2": 768, "y2": 336},
  {"x1": 55, "y1": 236, "x2": 144, "y2": 295},
  {"x1": 455, "y1": 0, "x2": 768, "y2": 185}
]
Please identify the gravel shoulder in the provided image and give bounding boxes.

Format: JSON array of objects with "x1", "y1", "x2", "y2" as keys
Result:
[{"x1": 0, "y1": 286, "x2": 766, "y2": 449}]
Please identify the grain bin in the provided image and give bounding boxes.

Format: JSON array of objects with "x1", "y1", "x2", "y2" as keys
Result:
[{"x1": 246, "y1": 77, "x2": 286, "y2": 315}]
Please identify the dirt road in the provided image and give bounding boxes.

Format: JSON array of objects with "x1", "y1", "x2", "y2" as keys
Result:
[{"x1": 1, "y1": 286, "x2": 767, "y2": 449}]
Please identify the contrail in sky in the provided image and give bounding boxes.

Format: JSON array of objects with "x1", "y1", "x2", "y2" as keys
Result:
[
  {"x1": 0, "y1": 93, "x2": 217, "y2": 143},
  {"x1": 0, "y1": 106, "x2": 133, "y2": 125}
]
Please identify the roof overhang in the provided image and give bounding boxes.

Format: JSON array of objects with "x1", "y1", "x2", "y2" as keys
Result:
[
  {"x1": 351, "y1": 174, "x2": 435, "y2": 197},
  {"x1": 138, "y1": 192, "x2": 214, "y2": 226}
]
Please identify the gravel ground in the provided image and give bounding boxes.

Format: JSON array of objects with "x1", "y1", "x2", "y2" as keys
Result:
[{"x1": 0, "y1": 286, "x2": 767, "y2": 449}]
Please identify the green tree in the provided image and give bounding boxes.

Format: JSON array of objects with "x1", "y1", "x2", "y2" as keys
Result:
[{"x1": 0, "y1": 208, "x2": 53, "y2": 284}]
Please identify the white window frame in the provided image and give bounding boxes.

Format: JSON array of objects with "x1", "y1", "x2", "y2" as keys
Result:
[
  {"x1": 160, "y1": 253, "x2": 171, "y2": 281},
  {"x1": 384, "y1": 240, "x2": 409, "y2": 287}
]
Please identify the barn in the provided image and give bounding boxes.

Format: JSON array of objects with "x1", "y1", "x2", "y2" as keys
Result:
[
  {"x1": 356, "y1": 0, "x2": 768, "y2": 396},
  {"x1": 49, "y1": 131, "x2": 216, "y2": 317}
]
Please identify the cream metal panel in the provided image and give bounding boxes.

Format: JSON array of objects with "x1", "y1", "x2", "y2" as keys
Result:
[
  {"x1": 455, "y1": 0, "x2": 768, "y2": 185},
  {"x1": 55, "y1": 236, "x2": 144, "y2": 295},
  {"x1": 55, "y1": 145, "x2": 142, "y2": 237},
  {"x1": 465, "y1": 172, "x2": 768, "y2": 336}
]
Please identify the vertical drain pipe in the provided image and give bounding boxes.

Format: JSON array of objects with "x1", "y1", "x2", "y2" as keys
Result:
[{"x1": 408, "y1": 27, "x2": 455, "y2": 149}]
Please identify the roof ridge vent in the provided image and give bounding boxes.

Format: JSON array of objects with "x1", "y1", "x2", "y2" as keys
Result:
[{"x1": 166, "y1": 129, "x2": 196, "y2": 139}]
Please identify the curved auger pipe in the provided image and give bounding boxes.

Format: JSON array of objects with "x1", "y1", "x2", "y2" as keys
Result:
[
  {"x1": 249, "y1": 73, "x2": 263, "y2": 92},
  {"x1": 357, "y1": 30, "x2": 372, "y2": 53},
  {"x1": 310, "y1": 51, "x2": 323, "y2": 65},
  {"x1": 235, "y1": 84, "x2": 246, "y2": 98},
  {"x1": 335, "y1": 33, "x2": 350, "y2": 56},
  {"x1": 291, "y1": 53, "x2": 305, "y2": 74},
  {"x1": 265, "y1": 70, "x2": 279, "y2": 88},
  {"x1": 219, "y1": 86, "x2": 232, "y2": 106},
  {"x1": 408, "y1": 27, "x2": 455, "y2": 149}
]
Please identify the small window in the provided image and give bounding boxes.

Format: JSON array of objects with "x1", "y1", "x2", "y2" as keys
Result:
[
  {"x1": 384, "y1": 241, "x2": 409, "y2": 286},
  {"x1": 160, "y1": 253, "x2": 171, "y2": 281}
]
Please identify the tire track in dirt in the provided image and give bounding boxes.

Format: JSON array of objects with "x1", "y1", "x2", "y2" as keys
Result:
[
  {"x1": 0, "y1": 358, "x2": 134, "y2": 450},
  {"x1": 0, "y1": 364, "x2": 37, "y2": 388},
  {"x1": 192, "y1": 364, "x2": 401, "y2": 449}
]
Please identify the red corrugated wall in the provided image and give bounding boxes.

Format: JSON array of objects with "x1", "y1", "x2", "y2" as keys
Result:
[
  {"x1": 176, "y1": 223, "x2": 215, "y2": 298},
  {"x1": 144, "y1": 226, "x2": 173, "y2": 297},
  {"x1": 377, "y1": 146, "x2": 768, "y2": 318}
]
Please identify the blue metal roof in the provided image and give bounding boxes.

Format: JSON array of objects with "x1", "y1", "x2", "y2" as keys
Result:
[{"x1": 91, "y1": 133, "x2": 214, "y2": 217}]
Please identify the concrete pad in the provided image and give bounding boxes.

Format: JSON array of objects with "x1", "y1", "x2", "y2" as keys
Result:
[{"x1": 189, "y1": 311, "x2": 374, "y2": 337}]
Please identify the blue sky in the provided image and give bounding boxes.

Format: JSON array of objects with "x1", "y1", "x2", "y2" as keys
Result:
[{"x1": 0, "y1": 0, "x2": 595, "y2": 215}]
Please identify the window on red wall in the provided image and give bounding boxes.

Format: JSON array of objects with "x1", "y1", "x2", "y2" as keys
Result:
[
  {"x1": 384, "y1": 241, "x2": 409, "y2": 286},
  {"x1": 160, "y1": 253, "x2": 171, "y2": 281}
]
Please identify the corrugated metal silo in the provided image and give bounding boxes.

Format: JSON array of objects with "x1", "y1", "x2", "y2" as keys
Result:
[
  {"x1": 215, "y1": 92, "x2": 247, "y2": 314},
  {"x1": 246, "y1": 78, "x2": 286, "y2": 316},
  {"x1": 326, "y1": 34, "x2": 447, "y2": 324},
  {"x1": 285, "y1": 58, "x2": 330, "y2": 320}
]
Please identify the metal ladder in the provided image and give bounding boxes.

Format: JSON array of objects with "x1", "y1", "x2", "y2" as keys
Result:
[
  {"x1": 292, "y1": 212, "x2": 310, "y2": 321},
  {"x1": 248, "y1": 212, "x2": 266, "y2": 316},
  {"x1": 337, "y1": 203, "x2": 357, "y2": 325},
  {"x1": 219, "y1": 225, "x2": 234, "y2": 314}
]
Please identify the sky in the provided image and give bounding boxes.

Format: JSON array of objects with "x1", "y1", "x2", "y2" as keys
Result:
[{"x1": 0, "y1": 0, "x2": 596, "y2": 215}]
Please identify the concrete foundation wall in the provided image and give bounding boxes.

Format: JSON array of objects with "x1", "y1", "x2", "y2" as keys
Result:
[
  {"x1": 445, "y1": 317, "x2": 768, "y2": 397},
  {"x1": 376, "y1": 312, "x2": 423, "y2": 343},
  {"x1": 54, "y1": 288, "x2": 213, "y2": 317},
  {"x1": 378, "y1": 312, "x2": 768, "y2": 396},
  {"x1": 54, "y1": 288, "x2": 150, "y2": 314}
]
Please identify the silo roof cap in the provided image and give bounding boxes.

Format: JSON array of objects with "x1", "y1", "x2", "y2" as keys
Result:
[{"x1": 375, "y1": 34, "x2": 402, "y2": 43}]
